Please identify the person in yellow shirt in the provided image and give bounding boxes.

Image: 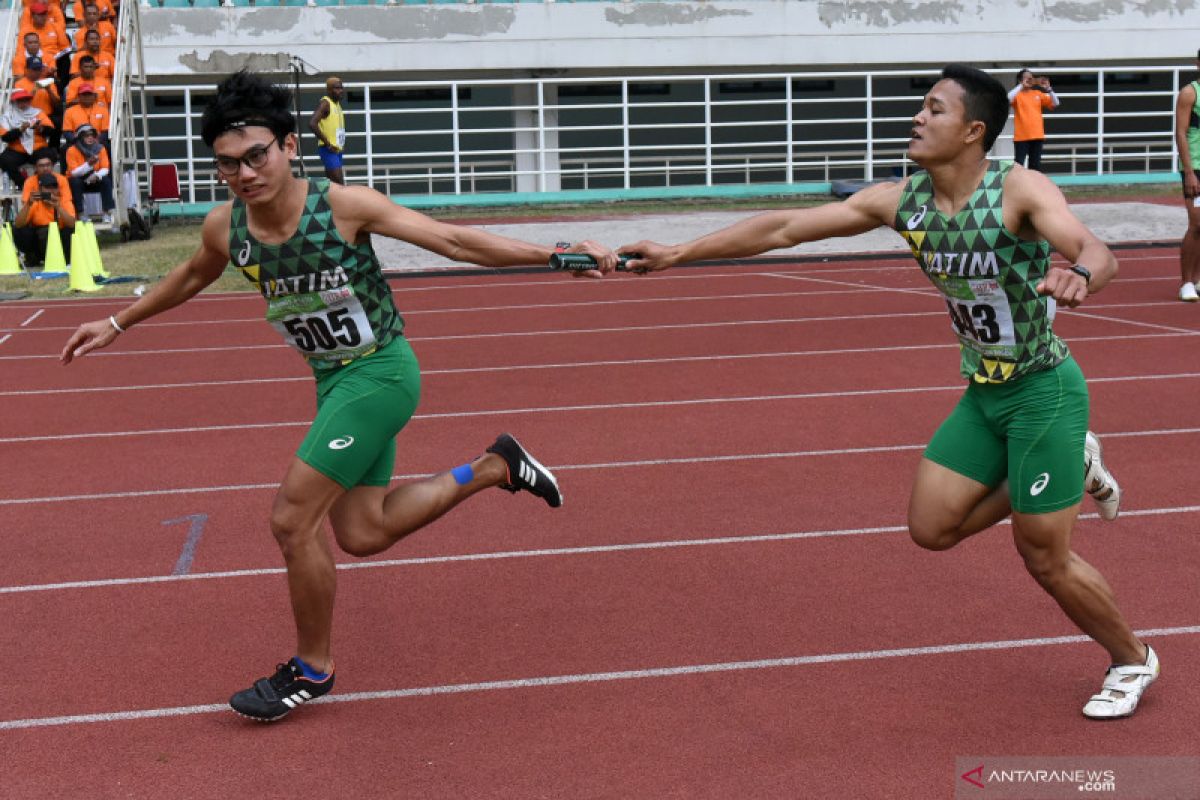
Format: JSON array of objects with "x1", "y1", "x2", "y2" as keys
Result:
[
  {"x1": 14, "y1": 148, "x2": 76, "y2": 269},
  {"x1": 308, "y1": 76, "x2": 346, "y2": 184},
  {"x1": 66, "y1": 123, "x2": 113, "y2": 223},
  {"x1": 73, "y1": 3, "x2": 117, "y2": 54},
  {"x1": 1008, "y1": 68, "x2": 1060, "y2": 172}
]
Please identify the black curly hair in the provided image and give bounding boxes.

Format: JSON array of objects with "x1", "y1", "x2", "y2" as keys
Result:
[{"x1": 200, "y1": 69, "x2": 295, "y2": 147}]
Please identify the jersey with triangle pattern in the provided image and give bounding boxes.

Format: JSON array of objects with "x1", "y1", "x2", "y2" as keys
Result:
[
  {"x1": 228, "y1": 178, "x2": 405, "y2": 375},
  {"x1": 895, "y1": 160, "x2": 1068, "y2": 384}
]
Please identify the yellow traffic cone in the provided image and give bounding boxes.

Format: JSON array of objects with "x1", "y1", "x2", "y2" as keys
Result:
[
  {"x1": 44, "y1": 221, "x2": 68, "y2": 273},
  {"x1": 85, "y1": 222, "x2": 110, "y2": 279},
  {"x1": 67, "y1": 227, "x2": 98, "y2": 292},
  {"x1": 0, "y1": 223, "x2": 20, "y2": 275}
]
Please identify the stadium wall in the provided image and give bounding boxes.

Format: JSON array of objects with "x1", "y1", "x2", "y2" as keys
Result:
[{"x1": 141, "y1": 0, "x2": 1200, "y2": 79}]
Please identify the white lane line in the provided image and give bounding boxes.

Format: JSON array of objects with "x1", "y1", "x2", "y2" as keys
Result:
[
  {"x1": 4, "y1": 330, "x2": 1191, "y2": 398},
  {"x1": 3, "y1": 503, "x2": 1197, "y2": 596},
  {"x1": 3, "y1": 374, "x2": 1200, "y2": 447},
  {"x1": 1067, "y1": 309, "x2": 1199, "y2": 335},
  {"x1": 763, "y1": 271, "x2": 942, "y2": 300},
  {"x1": 1, "y1": 624, "x2": 1195, "y2": 731},
  {"x1": 0, "y1": 334, "x2": 9, "y2": 347},
  {"x1": 19, "y1": 309, "x2": 44, "y2": 327}
]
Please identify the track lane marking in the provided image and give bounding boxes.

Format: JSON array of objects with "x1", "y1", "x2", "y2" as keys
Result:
[
  {"x1": 0, "y1": 498, "x2": 1195, "y2": 594},
  {"x1": 1, "y1": 625, "x2": 1195, "y2": 731}
]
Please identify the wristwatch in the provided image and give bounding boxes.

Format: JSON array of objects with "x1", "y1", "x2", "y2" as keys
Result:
[{"x1": 1069, "y1": 264, "x2": 1092, "y2": 286}]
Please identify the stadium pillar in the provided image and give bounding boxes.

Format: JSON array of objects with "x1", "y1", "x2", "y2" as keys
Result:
[{"x1": 513, "y1": 82, "x2": 561, "y2": 193}]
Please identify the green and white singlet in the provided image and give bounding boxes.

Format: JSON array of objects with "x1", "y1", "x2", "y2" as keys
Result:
[
  {"x1": 1187, "y1": 80, "x2": 1200, "y2": 167},
  {"x1": 229, "y1": 178, "x2": 405, "y2": 374},
  {"x1": 895, "y1": 160, "x2": 1069, "y2": 384}
]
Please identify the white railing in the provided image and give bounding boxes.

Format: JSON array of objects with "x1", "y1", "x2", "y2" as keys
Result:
[{"x1": 127, "y1": 65, "x2": 1190, "y2": 205}]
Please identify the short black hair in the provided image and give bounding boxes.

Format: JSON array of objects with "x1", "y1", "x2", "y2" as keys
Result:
[
  {"x1": 31, "y1": 146, "x2": 57, "y2": 164},
  {"x1": 200, "y1": 69, "x2": 295, "y2": 148},
  {"x1": 940, "y1": 64, "x2": 1009, "y2": 152}
]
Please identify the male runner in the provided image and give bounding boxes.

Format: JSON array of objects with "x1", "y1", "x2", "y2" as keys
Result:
[
  {"x1": 618, "y1": 65, "x2": 1156, "y2": 719},
  {"x1": 309, "y1": 76, "x2": 346, "y2": 185},
  {"x1": 1173, "y1": 49, "x2": 1200, "y2": 302},
  {"x1": 61, "y1": 70, "x2": 617, "y2": 722}
]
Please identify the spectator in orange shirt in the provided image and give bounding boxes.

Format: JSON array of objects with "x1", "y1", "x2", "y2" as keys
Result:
[
  {"x1": 23, "y1": 0, "x2": 66, "y2": 29},
  {"x1": 70, "y1": 30, "x2": 113, "y2": 81},
  {"x1": 13, "y1": 32, "x2": 57, "y2": 79},
  {"x1": 14, "y1": 148, "x2": 76, "y2": 268},
  {"x1": 62, "y1": 84, "x2": 109, "y2": 148},
  {"x1": 66, "y1": 57, "x2": 112, "y2": 107},
  {"x1": 74, "y1": 3, "x2": 117, "y2": 54},
  {"x1": 0, "y1": 89, "x2": 55, "y2": 187},
  {"x1": 15, "y1": 58, "x2": 61, "y2": 119},
  {"x1": 73, "y1": 0, "x2": 114, "y2": 23},
  {"x1": 66, "y1": 123, "x2": 112, "y2": 222},
  {"x1": 1008, "y1": 68, "x2": 1060, "y2": 172},
  {"x1": 19, "y1": 3, "x2": 69, "y2": 57}
]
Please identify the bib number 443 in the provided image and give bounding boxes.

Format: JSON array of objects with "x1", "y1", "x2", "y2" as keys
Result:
[
  {"x1": 283, "y1": 308, "x2": 363, "y2": 352},
  {"x1": 945, "y1": 299, "x2": 1001, "y2": 344}
]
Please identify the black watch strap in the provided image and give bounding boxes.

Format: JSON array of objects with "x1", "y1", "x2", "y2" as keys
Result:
[{"x1": 1069, "y1": 264, "x2": 1092, "y2": 286}]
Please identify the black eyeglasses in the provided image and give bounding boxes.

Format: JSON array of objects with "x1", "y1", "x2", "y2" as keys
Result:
[{"x1": 213, "y1": 138, "x2": 283, "y2": 177}]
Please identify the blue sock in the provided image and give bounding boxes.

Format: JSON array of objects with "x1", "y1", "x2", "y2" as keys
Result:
[
  {"x1": 293, "y1": 656, "x2": 330, "y2": 681},
  {"x1": 451, "y1": 463, "x2": 474, "y2": 485}
]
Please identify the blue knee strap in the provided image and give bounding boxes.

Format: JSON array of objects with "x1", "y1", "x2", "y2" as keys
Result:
[{"x1": 451, "y1": 464, "x2": 474, "y2": 485}]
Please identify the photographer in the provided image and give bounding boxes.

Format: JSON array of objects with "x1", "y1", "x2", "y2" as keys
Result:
[
  {"x1": 1008, "y1": 68, "x2": 1060, "y2": 171},
  {"x1": 13, "y1": 147, "x2": 75, "y2": 269}
]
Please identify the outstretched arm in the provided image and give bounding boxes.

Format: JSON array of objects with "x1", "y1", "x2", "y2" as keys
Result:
[
  {"x1": 1007, "y1": 167, "x2": 1117, "y2": 307},
  {"x1": 61, "y1": 205, "x2": 233, "y2": 364},
  {"x1": 329, "y1": 183, "x2": 618, "y2": 275},
  {"x1": 618, "y1": 181, "x2": 902, "y2": 273}
]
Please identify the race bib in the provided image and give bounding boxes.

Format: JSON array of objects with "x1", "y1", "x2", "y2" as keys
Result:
[
  {"x1": 335, "y1": 127, "x2": 346, "y2": 149},
  {"x1": 937, "y1": 276, "x2": 1017, "y2": 359},
  {"x1": 266, "y1": 285, "x2": 376, "y2": 363}
]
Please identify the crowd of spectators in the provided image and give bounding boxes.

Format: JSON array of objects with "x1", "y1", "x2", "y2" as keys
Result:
[{"x1": 0, "y1": 0, "x2": 119, "y2": 267}]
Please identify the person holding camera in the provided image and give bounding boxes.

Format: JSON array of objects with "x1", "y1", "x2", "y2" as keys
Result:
[
  {"x1": 1009, "y1": 68, "x2": 1060, "y2": 171},
  {"x1": 0, "y1": 88, "x2": 55, "y2": 188},
  {"x1": 13, "y1": 147, "x2": 75, "y2": 269}
]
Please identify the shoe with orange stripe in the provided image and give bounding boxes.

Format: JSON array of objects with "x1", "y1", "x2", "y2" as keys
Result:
[{"x1": 230, "y1": 658, "x2": 335, "y2": 722}]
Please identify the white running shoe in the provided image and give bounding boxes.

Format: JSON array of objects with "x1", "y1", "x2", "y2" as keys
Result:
[
  {"x1": 1084, "y1": 431, "x2": 1121, "y2": 521},
  {"x1": 1181, "y1": 282, "x2": 1199, "y2": 302},
  {"x1": 1082, "y1": 645, "x2": 1159, "y2": 719}
]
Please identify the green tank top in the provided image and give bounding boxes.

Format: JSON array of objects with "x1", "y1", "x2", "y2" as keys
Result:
[
  {"x1": 1187, "y1": 80, "x2": 1200, "y2": 166},
  {"x1": 229, "y1": 178, "x2": 405, "y2": 374},
  {"x1": 895, "y1": 160, "x2": 1068, "y2": 383}
]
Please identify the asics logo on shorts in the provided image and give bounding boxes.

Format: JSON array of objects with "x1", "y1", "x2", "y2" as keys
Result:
[
  {"x1": 906, "y1": 204, "x2": 928, "y2": 230},
  {"x1": 1029, "y1": 472, "x2": 1051, "y2": 496},
  {"x1": 328, "y1": 436, "x2": 355, "y2": 450}
]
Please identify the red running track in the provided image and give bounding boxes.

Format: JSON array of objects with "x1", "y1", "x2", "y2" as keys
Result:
[{"x1": 0, "y1": 246, "x2": 1197, "y2": 798}]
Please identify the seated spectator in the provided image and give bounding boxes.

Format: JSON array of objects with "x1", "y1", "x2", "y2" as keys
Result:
[
  {"x1": 0, "y1": 89, "x2": 55, "y2": 188},
  {"x1": 13, "y1": 32, "x2": 58, "y2": 79},
  {"x1": 23, "y1": 0, "x2": 67, "y2": 29},
  {"x1": 20, "y1": 3, "x2": 69, "y2": 57},
  {"x1": 62, "y1": 84, "x2": 109, "y2": 148},
  {"x1": 74, "y1": 3, "x2": 117, "y2": 54},
  {"x1": 73, "y1": 0, "x2": 114, "y2": 23},
  {"x1": 15, "y1": 58, "x2": 61, "y2": 119},
  {"x1": 13, "y1": 148, "x2": 76, "y2": 269},
  {"x1": 70, "y1": 30, "x2": 113, "y2": 81},
  {"x1": 66, "y1": 57, "x2": 112, "y2": 107},
  {"x1": 65, "y1": 124, "x2": 112, "y2": 223}
]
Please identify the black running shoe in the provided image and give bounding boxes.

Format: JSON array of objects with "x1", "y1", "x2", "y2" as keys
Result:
[
  {"x1": 229, "y1": 658, "x2": 335, "y2": 722},
  {"x1": 486, "y1": 433, "x2": 563, "y2": 508}
]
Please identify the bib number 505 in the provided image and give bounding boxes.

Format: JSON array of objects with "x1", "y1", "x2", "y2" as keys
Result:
[{"x1": 283, "y1": 308, "x2": 363, "y2": 353}]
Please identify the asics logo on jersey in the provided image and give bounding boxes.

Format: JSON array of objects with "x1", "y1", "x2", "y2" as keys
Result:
[
  {"x1": 1030, "y1": 472, "x2": 1051, "y2": 496},
  {"x1": 237, "y1": 239, "x2": 252, "y2": 266},
  {"x1": 906, "y1": 204, "x2": 928, "y2": 230},
  {"x1": 328, "y1": 436, "x2": 355, "y2": 450}
]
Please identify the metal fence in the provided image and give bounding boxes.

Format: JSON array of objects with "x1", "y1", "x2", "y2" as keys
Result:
[{"x1": 130, "y1": 64, "x2": 1190, "y2": 205}]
